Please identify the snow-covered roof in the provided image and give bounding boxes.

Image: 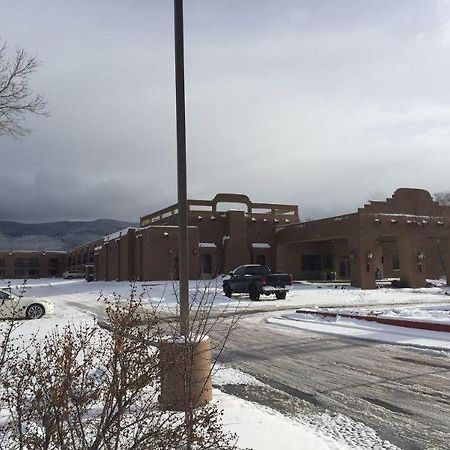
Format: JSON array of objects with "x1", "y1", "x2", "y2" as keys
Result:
[
  {"x1": 103, "y1": 228, "x2": 132, "y2": 242},
  {"x1": 374, "y1": 213, "x2": 442, "y2": 219}
]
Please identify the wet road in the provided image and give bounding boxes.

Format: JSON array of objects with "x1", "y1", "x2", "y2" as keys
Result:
[{"x1": 213, "y1": 313, "x2": 450, "y2": 450}]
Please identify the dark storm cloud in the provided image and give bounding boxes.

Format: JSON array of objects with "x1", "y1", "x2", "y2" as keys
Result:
[{"x1": 1, "y1": 0, "x2": 450, "y2": 222}]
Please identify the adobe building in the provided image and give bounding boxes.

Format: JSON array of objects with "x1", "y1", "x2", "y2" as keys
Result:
[
  {"x1": 0, "y1": 251, "x2": 66, "y2": 279},
  {"x1": 5, "y1": 189, "x2": 450, "y2": 290},
  {"x1": 276, "y1": 188, "x2": 450, "y2": 289},
  {"x1": 69, "y1": 193, "x2": 300, "y2": 282}
]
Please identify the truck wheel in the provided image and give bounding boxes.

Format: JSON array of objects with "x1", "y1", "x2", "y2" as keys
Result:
[
  {"x1": 249, "y1": 285, "x2": 260, "y2": 301},
  {"x1": 275, "y1": 291, "x2": 287, "y2": 300},
  {"x1": 223, "y1": 284, "x2": 232, "y2": 298}
]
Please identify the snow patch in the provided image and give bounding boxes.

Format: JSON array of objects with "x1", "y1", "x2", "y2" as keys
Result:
[{"x1": 268, "y1": 314, "x2": 450, "y2": 350}]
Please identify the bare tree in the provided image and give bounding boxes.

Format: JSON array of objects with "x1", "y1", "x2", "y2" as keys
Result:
[
  {"x1": 432, "y1": 192, "x2": 449, "y2": 275},
  {"x1": 0, "y1": 41, "x2": 48, "y2": 138},
  {"x1": 433, "y1": 191, "x2": 450, "y2": 206}
]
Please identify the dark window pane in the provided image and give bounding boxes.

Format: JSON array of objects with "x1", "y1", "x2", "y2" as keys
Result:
[
  {"x1": 392, "y1": 254, "x2": 400, "y2": 270},
  {"x1": 301, "y1": 255, "x2": 322, "y2": 271},
  {"x1": 15, "y1": 258, "x2": 39, "y2": 268},
  {"x1": 256, "y1": 255, "x2": 266, "y2": 266},
  {"x1": 201, "y1": 254, "x2": 212, "y2": 274},
  {"x1": 323, "y1": 255, "x2": 333, "y2": 270},
  {"x1": 245, "y1": 265, "x2": 269, "y2": 275}
]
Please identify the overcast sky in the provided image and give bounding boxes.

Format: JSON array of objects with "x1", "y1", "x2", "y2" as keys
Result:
[{"x1": 1, "y1": 0, "x2": 450, "y2": 223}]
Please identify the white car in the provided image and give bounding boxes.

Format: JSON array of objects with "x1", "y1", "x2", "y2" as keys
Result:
[
  {"x1": 63, "y1": 270, "x2": 85, "y2": 279},
  {"x1": 0, "y1": 289, "x2": 54, "y2": 320}
]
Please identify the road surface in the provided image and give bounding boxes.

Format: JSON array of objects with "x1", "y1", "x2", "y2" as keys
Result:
[
  {"x1": 213, "y1": 312, "x2": 450, "y2": 450},
  {"x1": 65, "y1": 295, "x2": 449, "y2": 449}
]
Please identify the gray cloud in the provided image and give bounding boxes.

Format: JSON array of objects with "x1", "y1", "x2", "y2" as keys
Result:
[{"x1": 1, "y1": 0, "x2": 450, "y2": 222}]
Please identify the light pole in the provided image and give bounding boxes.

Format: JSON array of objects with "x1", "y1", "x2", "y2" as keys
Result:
[
  {"x1": 159, "y1": 0, "x2": 213, "y2": 413},
  {"x1": 174, "y1": 0, "x2": 189, "y2": 337}
]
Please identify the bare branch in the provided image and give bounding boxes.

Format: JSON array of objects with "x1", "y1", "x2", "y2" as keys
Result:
[
  {"x1": 434, "y1": 191, "x2": 450, "y2": 206},
  {"x1": 0, "y1": 41, "x2": 48, "y2": 138}
]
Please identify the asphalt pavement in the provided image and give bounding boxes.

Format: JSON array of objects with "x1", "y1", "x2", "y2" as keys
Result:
[
  {"x1": 67, "y1": 296, "x2": 450, "y2": 449},
  {"x1": 213, "y1": 313, "x2": 450, "y2": 450}
]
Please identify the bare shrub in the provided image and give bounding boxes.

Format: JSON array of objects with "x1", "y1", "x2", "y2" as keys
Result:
[
  {"x1": 433, "y1": 191, "x2": 450, "y2": 206},
  {"x1": 0, "y1": 282, "x2": 246, "y2": 450}
]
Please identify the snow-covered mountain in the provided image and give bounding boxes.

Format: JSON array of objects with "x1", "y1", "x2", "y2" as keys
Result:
[{"x1": 0, "y1": 219, "x2": 138, "y2": 251}]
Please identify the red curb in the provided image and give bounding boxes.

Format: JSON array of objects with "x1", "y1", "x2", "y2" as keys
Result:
[{"x1": 295, "y1": 309, "x2": 450, "y2": 333}]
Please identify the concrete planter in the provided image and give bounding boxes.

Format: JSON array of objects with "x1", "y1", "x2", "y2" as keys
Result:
[{"x1": 159, "y1": 336, "x2": 212, "y2": 411}]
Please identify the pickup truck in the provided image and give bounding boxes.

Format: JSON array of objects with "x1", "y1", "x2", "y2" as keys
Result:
[{"x1": 223, "y1": 264, "x2": 292, "y2": 301}]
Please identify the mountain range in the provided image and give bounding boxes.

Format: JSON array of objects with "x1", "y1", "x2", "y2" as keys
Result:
[{"x1": 0, "y1": 219, "x2": 138, "y2": 251}]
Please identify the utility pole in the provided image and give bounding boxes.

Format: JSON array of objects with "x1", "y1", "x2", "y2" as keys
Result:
[
  {"x1": 174, "y1": 0, "x2": 189, "y2": 336},
  {"x1": 159, "y1": 1, "x2": 212, "y2": 414}
]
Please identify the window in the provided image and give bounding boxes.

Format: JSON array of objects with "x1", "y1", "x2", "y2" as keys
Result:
[
  {"x1": 48, "y1": 258, "x2": 60, "y2": 267},
  {"x1": 245, "y1": 265, "x2": 270, "y2": 275},
  {"x1": 234, "y1": 266, "x2": 245, "y2": 276},
  {"x1": 323, "y1": 255, "x2": 333, "y2": 270},
  {"x1": 339, "y1": 258, "x2": 350, "y2": 278},
  {"x1": 201, "y1": 254, "x2": 212, "y2": 274},
  {"x1": 392, "y1": 254, "x2": 400, "y2": 270},
  {"x1": 14, "y1": 258, "x2": 39, "y2": 268},
  {"x1": 14, "y1": 269, "x2": 25, "y2": 278},
  {"x1": 0, "y1": 258, "x2": 5, "y2": 267},
  {"x1": 256, "y1": 254, "x2": 266, "y2": 266},
  {"x1": 301, "y1": 255, "x2": 322, "y2": 271}
]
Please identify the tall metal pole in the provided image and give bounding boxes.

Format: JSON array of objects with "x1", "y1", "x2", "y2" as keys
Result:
[{"x1": 174, "y1": 0, "x2": 189, "y2": 336}]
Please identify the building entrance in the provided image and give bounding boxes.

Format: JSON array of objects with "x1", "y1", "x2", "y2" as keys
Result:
[{"x1": 338, "y1": 257, "x2": 350, "y2": 279}]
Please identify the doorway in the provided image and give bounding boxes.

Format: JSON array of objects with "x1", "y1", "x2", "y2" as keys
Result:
[{"x1": 339, "y1": 257, "x2": 350, "y2": 279}]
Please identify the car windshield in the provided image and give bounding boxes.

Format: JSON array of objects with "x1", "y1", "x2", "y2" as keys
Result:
[
  {"x1": 0, "y1": 291, "x2": 9, "y2": 300},
  {"x1": 0, "y1": 290, "x2": 17, "y2": 300}
]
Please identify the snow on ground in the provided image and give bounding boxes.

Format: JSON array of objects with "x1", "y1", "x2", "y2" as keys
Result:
[
  {"x1": 3, "y1": 277, "x2": 449, "y2": 351},
  {"x1": 213, "y1": 366, "x2": 264, "y2": 387},
  {"x1": 268, "y1": 314, "x2": 450, "y2": 351},
  {"x1": 331, "y1": 304, "x2": 450, "y2": 324},
  {"x1": 215, "y1": 366, "x2": 398, "y2": 450},
  {"x1": 2, "y1": 277, "x2": 449, "y2": 319},
  {"x1": 216, "y1": 389, "x2": 350, "y2": 450},
  {"x1": 0, "y1": 278, "x2": 410, "y2": 449}
]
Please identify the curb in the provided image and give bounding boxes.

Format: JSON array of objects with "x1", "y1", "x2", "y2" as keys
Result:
[{"x1": 295, "y1": 309, "x2": 450, "y2": 333}]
